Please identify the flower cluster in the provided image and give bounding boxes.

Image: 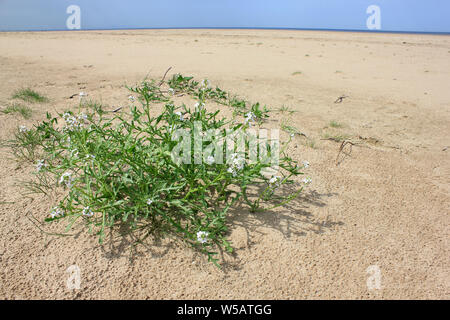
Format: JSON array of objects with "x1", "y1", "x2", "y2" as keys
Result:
[
  {"x1": 174, "y1": 111, "x2": 184, "y2": 121},
  {"x1": 19, "y1": 125, "x2": 28, "y2": 133},
  {"x1": 227, "y1": 153, "x2": 245, "y2": 177},
  {"x1": 244, "y1": 112, "x2": 256, "y2": 127},
  {"x1": 82, "y1": 206, "x2": 93, "y2": 217},
  {"x1": 59, "y1": 171, "x2": 74, "y2": 188},
  {"x1": 62, "y1": 112, "x2": 87, "y2": 132},
  {"x1": 200, "y1": 79, "x2": 211, "y2": 90},
  {"x1": 194, "y1": 102, "x2": 205, "y2": 112},
  {"x1": 205, "y1": 155, "x2": 215, "y2": 165},
  {"x1": 50, "y1": 207, "x2": 64, "y2": 219},
  {"x1": 70, "y1": 149, "x2": 79, "y2": 158},
  {"x1": 35, "y1": 159, "x2": 47, "y2": 172},
  {"x1": 269, "y1": 175, "x2": 281, "y2": 187}
]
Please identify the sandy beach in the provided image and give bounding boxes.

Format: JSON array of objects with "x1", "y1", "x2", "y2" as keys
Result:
[{"x1": 0, "y1": 29, "x2": 449, "y2": 299}]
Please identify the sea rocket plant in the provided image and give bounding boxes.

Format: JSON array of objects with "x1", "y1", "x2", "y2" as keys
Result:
[{"x1": 11, "y1": 73, "x2": 309, "y2": 267}]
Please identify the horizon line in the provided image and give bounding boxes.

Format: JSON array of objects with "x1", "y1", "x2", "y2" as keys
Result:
[{"x1": 1, "y1": 26, "x2": 449, "y2": 36}]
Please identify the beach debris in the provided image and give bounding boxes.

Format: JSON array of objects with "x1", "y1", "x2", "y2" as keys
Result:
[
  {"x1": 158, "y1": 67, "x2": 172, "y2": 86},
  {"x1": 111, "y1": 106, "x2": 123, "y2": 113},
  {"x1": 302, "y1": 160, "x2": 310, "y2": 169},
  {"x1": 68, "y1": 92, "x2": 87, "y2": 99},
  {"x1": 334, "y1": 95, "x2": 348, "y2": 103}
]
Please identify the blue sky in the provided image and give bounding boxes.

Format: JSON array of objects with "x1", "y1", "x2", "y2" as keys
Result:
[{"x1": 0, "y1": 0, "x2": 449, "y2": 33}]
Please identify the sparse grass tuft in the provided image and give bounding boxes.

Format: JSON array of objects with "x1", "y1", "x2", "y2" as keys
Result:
[
  {"x1": 292, "y1": 71, "x2": 302, "y2": 76},
  {"x1": 329, "y1": 120, "x2": 344, "y2": 128},
  {"x1": 322, "y1": 132, "x2": 349, "y2": 142},
  {"x1": 277, "y1": 105, "x2": 297, "y2": 115},
  {"x1": 12, "y1": 88, "x2": 48, "y2": 103},
  {"x1": 1, "y1": 103, "x2": 32, "y2": 119},
  {"x1": 281, "y1": 121, "x2": 305, "y2": 137},
  {"x1": 300, "y1": 138, "x2": 316, "y2": 149},
  {"x1": 80, "y1": 99, "x2": 107, "y2": 116}
]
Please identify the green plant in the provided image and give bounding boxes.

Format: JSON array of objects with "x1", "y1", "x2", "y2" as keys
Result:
[
  {"x1": 329, "y1": 120, "x2": 344, "y2": 128},
  {"x1": 305, "y1": 139, "x2": 316, "y2": 149},
  {"x1": 281, "y1": 121, "x2": 306, "y2": 138},
  {"x1": 12, "y1": 88, "x2": 48, "y2": 103},
  {"x1": 277, "y1": 105, "x2": 297, "y2": 115},
  {"x1": 6, "y1": 125, "x2": 46, "y2": 161},
  {"x1": 1, "y1": 103, "x2": 32, "y2": 119},
  {"x1": 8, "y1": 74, "x2": 307, "y2": 267}
]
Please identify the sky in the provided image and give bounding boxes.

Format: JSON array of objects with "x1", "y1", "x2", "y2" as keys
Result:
[{"x1": 0, "y1": 0, "x2": 449, "y2": 33}]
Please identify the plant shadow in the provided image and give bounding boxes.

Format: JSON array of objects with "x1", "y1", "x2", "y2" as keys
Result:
[
  {"x1": 218, "y1": 185, "x2": 342, "y2": 270},
  {"x1": 98, "y1": 185, "x2": 342, "y2": 270}
]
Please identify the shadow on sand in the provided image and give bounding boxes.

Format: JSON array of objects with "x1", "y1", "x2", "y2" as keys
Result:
[{"x1": 97, "y1": 186, "x2": 343, "y2": 268}]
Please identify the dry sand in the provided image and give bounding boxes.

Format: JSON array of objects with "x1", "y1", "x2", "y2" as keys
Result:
[{"x1": 0, "y1": 29, "x2": 449, "y2": 299}]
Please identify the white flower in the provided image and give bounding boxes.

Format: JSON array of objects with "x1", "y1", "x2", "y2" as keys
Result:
[
  {"x1": 269, "y1": 175, "x2": 281, "y2": 185},
  {"x1": 62, "y1": 112, "x2": 86, "y2": 132},
  {"x1": 231, "y1": 153, "x2": 245, "y2": 170},
  {"x1": 79, "y1": 92, "x2": 87, "y2": 97},
  {"x1": 59, "y1": 172, "x2": 74, "y2": 188},
  {"x1": 147, "y1": 199, "x2": 153, "y2": 205},
  {"x1": 245, "y1": 112, "x2": 256, "y2": 120},
  {"x1": 302, "y1": 160, "x2": 310, "y2": 169},
  {"x1": 227, "y1": 153, "x2": 245, "y2": 175},
  {"x1": 19, "y1": 125, "x2": 28, "y2": 133},
  {"x1": 244, "y1": 112, "x2": 256, "y2": 127},
  {"x1": 82, "y1": 206, "x2": 93, "y2": 217},
  {"x1": 168, "y1": 88, "x2": 175, "y2": 95},
  {"x1": 128, "y1": 95, "x2": 135, "y2": 101},
  {"x1": 77, "y1": 113, "x2": 88, "y2": 121},
  {"x1": 86, "y1": 154, "x2": 95, "y2": 160},
  {"x1": 205, "y1": 155, "x2": 215, "y2": 165},
  {"x1": 200, "y1": 79, "x2": 211, "y2": 89},
  {"x1": 196, "y1": 231, "x2": 209, "y2": 244},
  {"x1": 70, "y1": 149, "x2": 79, "y2": 158},
  {"x1": 302, "y1": 177, "x2": 312, "y2": 185},
  {"x1": 175, "y1": 111, "x2": 184, "y2": 121},
  {"x1": 50, "y1": 207, "x2": 64, "y2": 219},
  {"x1": 227, "y1": 167, "x2": 237, "y2": 177},
  {"x1": 234, "y1": 161, "x2": 244, "y2": 171},
  {"x1": 194, "y1": 102, "x2": 205, "y2": 112},
  {"x1": 36, "y1": 159, "x2": 46, "y2": 172}
]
